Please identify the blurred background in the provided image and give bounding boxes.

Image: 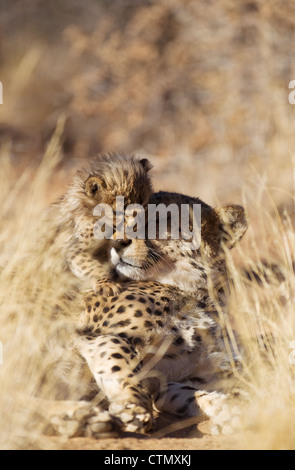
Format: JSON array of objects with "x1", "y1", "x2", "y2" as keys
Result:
[{"x1": 0, "y1": 0, "x2": 295, "y2": 210}]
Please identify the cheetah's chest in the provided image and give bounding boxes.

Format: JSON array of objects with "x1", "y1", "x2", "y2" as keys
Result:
[{"x1": 81, "y1": 283, "x2": 225, "y2": 380}]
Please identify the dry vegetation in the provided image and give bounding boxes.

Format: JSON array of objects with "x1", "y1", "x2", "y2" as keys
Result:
[{"x1": 0, "y1": 0, "x2": 295, "y2": 450}]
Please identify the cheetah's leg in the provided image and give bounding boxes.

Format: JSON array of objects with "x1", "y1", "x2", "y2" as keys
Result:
[
  {"x1": 67, "y1": 241, "x2": 121, "y2": 295},
  {"x1": 77, "y1": 334, "x2": 154, "y2": 433},
  {"x1": 18, "y1": 397, "x2": 121, "y2": 439},
  {"x1": 154, "y1": 382, "x2": 242, "y2": 435}
]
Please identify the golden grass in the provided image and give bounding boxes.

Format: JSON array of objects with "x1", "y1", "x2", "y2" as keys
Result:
[
  {"x1": 222, "y1": 186, "x2": 295, "y2": 449},
  {"x1": 0, "y1": 125, "x2": 86, "y2": 449},
  {"x1": 0, "y1": 134, "x2": 295, "y2": 449}
]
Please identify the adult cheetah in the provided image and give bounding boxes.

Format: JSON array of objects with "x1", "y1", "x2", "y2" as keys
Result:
[{"x1": 71, "y1": 191, "x2": 248, "y2": 436}]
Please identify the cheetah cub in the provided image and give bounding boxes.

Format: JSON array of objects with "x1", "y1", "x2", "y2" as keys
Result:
[{"x1": 47, "y1": 153, "x2": 153, "y2": 295}]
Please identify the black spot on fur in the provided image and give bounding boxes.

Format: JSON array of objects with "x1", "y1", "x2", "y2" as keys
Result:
[
  {"x1": 121, "y1": 346, "x2": 130, "y2": 354},
  {"x1": 132, "y1": 337, "x2": 143, "y2": 346},
  {"x1": 174, "y1": 336, "x2": 184, "y2": 345},
  {"x1": 80, "y1": 326, "x2": 94, "y2": 335},
  {"x1": 111, "y1": 353, "x2": 124, "y2": 359},
  {"x1": 118, "y1": 332, "x2": 128, "y2": 339},
  {"x1": 111, "y1": 338, "x2": 120, "y2": 344},
  {"x1": 154, "y1": 310, "x2": 162, "y2": 316},
  {"x1": 117, "y1": 305, "x2": 126, "y2": 314},
  {"x1": 111, "y1": 319, "x2": 131, "y2": 328},
  {"x1": 126, "y1": 294, "x2": 135, "y2": 300}
]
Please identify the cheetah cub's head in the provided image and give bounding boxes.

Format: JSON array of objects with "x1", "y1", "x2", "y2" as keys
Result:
[
  {"x1": 64, "y1": 153, "x2": 153, "y2": 219},
  {"x1": 84, "y1": 153, "x2": 153, "y2": 209},
  {"x1": 111, "y1": 191, "x2": 248, "y2": 293}
]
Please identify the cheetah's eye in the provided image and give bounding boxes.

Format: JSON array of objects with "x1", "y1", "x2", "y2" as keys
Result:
[
  {"x1": 91, "y1": 183, "x2": 99, "y2": 196},
  {"x1": 85, "y1": 176, "x2": 105, "y2": 199}
]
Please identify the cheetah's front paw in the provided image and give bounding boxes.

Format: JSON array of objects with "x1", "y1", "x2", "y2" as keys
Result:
[
  {"x1": 94, "y1": 279, "x2": 122, "y2": 297},
  {"x1": 46, "y1": 401, "x2": 121, "y2": 438},
  {"x1": 196, "y1": 391, "x2": 243, "y2": 436},
  {"x1": 109, "y1": 403, "x2": 154, "y2": 434}
]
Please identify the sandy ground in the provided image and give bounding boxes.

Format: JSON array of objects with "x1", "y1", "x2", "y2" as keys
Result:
[
  {"x1": 46, "y1": 418, "x2": 250, "y2": 451},
  {"x1": 56, "y1": 434, "x2": 243, "y2": 451}
]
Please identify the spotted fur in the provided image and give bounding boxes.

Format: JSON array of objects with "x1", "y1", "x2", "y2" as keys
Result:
[{"x1": 74, "y1": 191, "x2": 248, "y2": 435}]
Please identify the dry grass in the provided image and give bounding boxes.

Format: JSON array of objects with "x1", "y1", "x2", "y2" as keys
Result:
[
  {"x1": 0, "y1": 0, "x2": 295, "y2": 450},
  {"x1": 0, "y1": 127, "x2": 295, "y2": 450},
  {"x1": 224, "y1": 195, "x2": 295, "y2": 449}
]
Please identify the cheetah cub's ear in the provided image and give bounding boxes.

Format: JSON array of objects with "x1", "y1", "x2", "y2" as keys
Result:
[
  {"x1": 85, "y1": 176, "x2": 106, "y2": 201},
  {"x1": 139, "y1": 158, "x2": 153, "y2": 172},
  {"x1": 215, "y1": 204, "x2": 248, "y2": 249}
]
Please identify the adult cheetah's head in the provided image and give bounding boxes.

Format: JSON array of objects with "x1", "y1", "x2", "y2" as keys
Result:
[{"x1": 110, "y1": 191, "x2": 248, "y2": 292}]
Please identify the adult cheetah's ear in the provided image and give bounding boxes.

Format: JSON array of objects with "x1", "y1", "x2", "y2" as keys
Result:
[
  {"x1": 139, "y1": 158, "x2": 153, "y2": 172},
  {"x1": 215, "y1": 204, "x2": 248, "y2": 249},
  {"x1": 85, "y1": 176, "x2": 106, "y2": 200}
]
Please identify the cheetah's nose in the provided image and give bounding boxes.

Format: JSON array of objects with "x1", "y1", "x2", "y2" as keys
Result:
[{"x1": 111, "y1": 238, "x2": 132, "y2": 251}]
